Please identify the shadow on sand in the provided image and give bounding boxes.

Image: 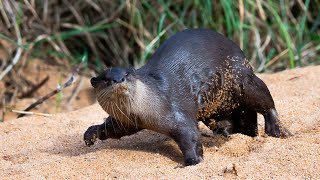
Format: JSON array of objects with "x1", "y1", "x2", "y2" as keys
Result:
[{"x1": 44, "y1": 129, "x2": 229, "y2": 164}]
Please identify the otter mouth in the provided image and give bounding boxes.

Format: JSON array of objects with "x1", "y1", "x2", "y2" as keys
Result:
[{"x1": 112, "y1": 83, "x2": 129, "y2": 95}]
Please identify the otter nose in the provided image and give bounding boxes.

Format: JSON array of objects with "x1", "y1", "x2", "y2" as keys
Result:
[{"x1": 112, "y1": 77, "x2": 125, "y2": 84}]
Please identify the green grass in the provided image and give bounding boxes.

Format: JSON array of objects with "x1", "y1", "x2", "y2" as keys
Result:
[
  {"x1": 0, "y1": 0, "x2": 319, "y2": 72},
  {"x1": 265, "y1": 0, "x2": 295, "y2": 68},
  {"x1": 297, "y1": 0, "x2": 311, "y2": 67}
]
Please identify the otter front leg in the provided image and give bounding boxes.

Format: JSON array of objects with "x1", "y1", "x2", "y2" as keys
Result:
[
  {"x1": 171, "y1": 127, "x2": 203, "y2": 166},
  {"x1": 84, "y1": 116, "x2": 142, "y2": 146},
  {"x1": 169, "y1": 116, "x2": 203, "y2": 166}
]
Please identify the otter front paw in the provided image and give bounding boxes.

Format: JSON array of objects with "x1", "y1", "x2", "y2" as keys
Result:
[{"x1": 84, "y1": 125, "x2": 99, "y2": 146}]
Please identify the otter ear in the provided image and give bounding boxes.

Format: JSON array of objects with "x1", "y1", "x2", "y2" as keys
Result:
[{"x1": 90, "y1": 77, "x2": 100, "y2": 88}]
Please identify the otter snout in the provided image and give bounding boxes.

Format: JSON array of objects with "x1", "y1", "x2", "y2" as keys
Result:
[
  {"x1": 90, "y1": 76, "x2": 125, "y2": 88},
  {"x1": 91, "y1": 67, "x2": 130, "y2": 89}
]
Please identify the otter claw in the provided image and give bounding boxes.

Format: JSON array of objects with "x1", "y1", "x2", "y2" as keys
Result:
[
  {"x1": 279, "y1": 127, "x2": 293, "y2": 138},
  {"x1": 84, "y1": 135, "x2": 96, "y2": 146}
]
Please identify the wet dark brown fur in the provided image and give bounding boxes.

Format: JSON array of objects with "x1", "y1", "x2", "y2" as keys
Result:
[{"x1": 84, "y1": 29, "x2": 291, "y2": 166}]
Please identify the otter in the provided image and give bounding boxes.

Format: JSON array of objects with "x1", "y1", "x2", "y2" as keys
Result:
[{"x1": 84, "y1": 29, "x2": 291, "y2": 166}]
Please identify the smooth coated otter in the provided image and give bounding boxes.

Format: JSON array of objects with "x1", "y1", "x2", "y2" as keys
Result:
[{"x1": 84, "y1": 29, "x2": 291, "y2": 166}]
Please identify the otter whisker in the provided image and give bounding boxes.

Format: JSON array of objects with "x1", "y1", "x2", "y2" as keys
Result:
[
  {"x1": 105, "y1": 103, "x2": 120, "y2": 133},
  {"x1": 96, "y1": 88, "x2": 107, "y2": 97},
  {"x1": 118, "y1": 97, "x2": 129, "y2": 129},
  {"x1": 113, "y1": 100, "x2": 131, "y2": 128},
  {"x1": 100, "y1": 93, "x2": 109, "y2": 111},
  {"x1": 110, "y1": 101, "x2": 124, "y2": 131},
  {"x1": 123, "y1": 97, "x2": 133, "y2": 128}
]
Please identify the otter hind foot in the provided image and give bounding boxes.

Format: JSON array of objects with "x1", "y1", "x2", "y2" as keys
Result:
[
  {"x1": 264, "y1": 109, "x2": 292, "y2": 138},
  {"x1": 203, "y1": 118, "x2": 233, "y2": 138},
  {"x1": 213, "y1": 120, "x2": 234, "y2": 138}
]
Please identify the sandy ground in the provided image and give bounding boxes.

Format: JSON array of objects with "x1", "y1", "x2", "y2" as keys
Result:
[{"x1": 0, "y1": 66, "x2": 319, "y2": 179}]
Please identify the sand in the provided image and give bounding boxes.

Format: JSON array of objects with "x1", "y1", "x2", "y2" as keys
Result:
[{"x1": 1, "y1": 66, "x2": 319, "y2": 179}]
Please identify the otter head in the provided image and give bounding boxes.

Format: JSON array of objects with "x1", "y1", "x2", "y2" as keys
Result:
[
  {"x1": 90, "y1": 67, "x2": 138, "y2": 116},
  {"x1": 91, "y1": 67, "x2": 161, "y2": 125}
]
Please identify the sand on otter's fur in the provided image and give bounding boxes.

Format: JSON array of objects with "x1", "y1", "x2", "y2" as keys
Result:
[{"x1": 1, "y1": 66, "x2": 320, "y2": 179}]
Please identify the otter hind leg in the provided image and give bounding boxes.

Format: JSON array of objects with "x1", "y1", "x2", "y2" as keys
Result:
[
  {"x1": 264, "y1": 109, "x2": 292, "y2": 137},
  {"x1": 232, "y1": 109, "x2": 258, "y2": 137},
  {"x1": 84, "y1": 116, "x2": 142, "y2": 146},
  {"x1": 242, "y1": 74, "x2": 292, "y2": 138},
  {"x1": 202, "y1": 109, "x2": 258, "y2": 138}
]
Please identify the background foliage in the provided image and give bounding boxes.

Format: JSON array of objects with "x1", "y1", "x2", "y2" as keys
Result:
[
  {"x1": 0, "y1": 0, "x2": 319, "y2": 121},
  {"x1": 0, "y1": 0, "x2": 319, "y2": 73}
]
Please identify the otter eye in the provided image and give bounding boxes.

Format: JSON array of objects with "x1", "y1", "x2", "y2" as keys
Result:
[{"x1": 124, "y1": 72, "x2": 129, "y2": 76}]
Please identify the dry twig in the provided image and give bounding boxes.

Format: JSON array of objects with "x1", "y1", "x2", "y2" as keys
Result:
[
  {"x1": 17, "y1": 56, "x2": 86, "y2": 118},
  {"x1": 12, "y1": 110, "x2": 52, "y2": 117}
]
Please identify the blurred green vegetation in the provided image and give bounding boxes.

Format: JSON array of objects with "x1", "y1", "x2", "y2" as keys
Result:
[{"x1": 0, "y1": 0, "x2": 319, "y2": 73}]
